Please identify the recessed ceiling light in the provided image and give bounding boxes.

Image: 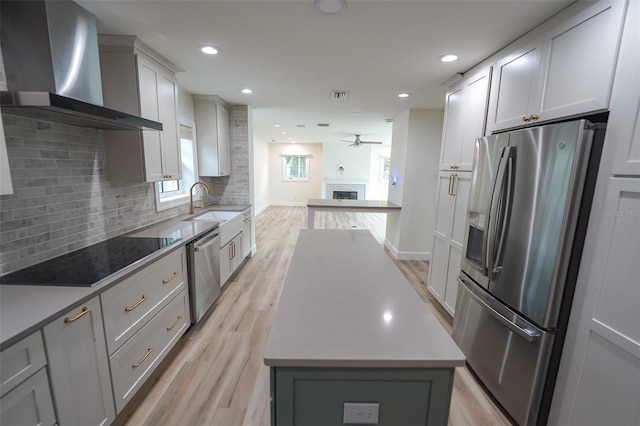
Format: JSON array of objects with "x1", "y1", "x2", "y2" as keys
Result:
[
  {"x1": 314, "y1": 0, "x2": 346, "y2": 15},
  {"x1": 241, "y1": 88, "x2": 253, "y2": 94},
  {"x1": 439, "y1": 54, "x2": 458, "y2": 63},
  {"x1": 199, "y1": 45, "x2": 220, "y2": 55},
  {"x1": 274, "y1": 124, "x2": 281, "y2": 127},
  {"x1": 398, "y1": 93, "x2": 410, "y2": 98},
  {"x1": 352, "y1": 112, "x2": 362, "y2": 116},
  {"x1": 281, "y1": 131, "x2": 287, "y2": 135}
]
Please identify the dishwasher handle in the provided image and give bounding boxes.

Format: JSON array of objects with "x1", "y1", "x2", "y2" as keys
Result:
[{"x1": 194, "y1": 232, "x2": 220, "y2": 251}]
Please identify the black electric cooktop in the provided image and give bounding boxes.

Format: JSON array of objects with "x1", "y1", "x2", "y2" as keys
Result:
[{"x1": 0, "y1": 236, "x2": 180, "y2": 287}]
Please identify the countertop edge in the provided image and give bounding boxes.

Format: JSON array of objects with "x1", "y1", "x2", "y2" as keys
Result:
[{"x1": 0, "y1": 204, "x2": 251, "y2": 350}]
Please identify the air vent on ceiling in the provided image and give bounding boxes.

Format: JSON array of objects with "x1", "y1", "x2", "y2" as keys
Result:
[
  {"x1": 317, "y1": 123, "x2": 330, "y2": 127},
  {"x1": 296, "y1": 124, "x2": 306, "y2": 128},
  {"x1": 385, "y1": 118, "x2": 394, "y2": 123},
  {"x1": 331, "y1": 90, "x2": 349, "y2": 99}
]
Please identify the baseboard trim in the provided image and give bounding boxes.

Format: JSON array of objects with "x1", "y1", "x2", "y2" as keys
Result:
[
  {"x1": 384, "y1": 240, "x2": 430, "y2": 261},
  {"x1": 255, "y1": 204, "x2": 269, "y2": 216},
  {"x1": 269, "y1": 201, "x2": 307, "y2": 207}
]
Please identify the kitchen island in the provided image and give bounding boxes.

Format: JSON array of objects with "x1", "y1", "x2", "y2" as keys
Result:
[
  {"x1": 306, "y1": 198, "x2": 401, "y2": 228},
  {"x1": 264, "y1": 229, "x2": 465, "y2": 425}
]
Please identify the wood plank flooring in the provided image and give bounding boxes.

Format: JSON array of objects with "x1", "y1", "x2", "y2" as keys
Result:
[{"x1": 121, "y1": 206, "x2": 511, "y2": 426}]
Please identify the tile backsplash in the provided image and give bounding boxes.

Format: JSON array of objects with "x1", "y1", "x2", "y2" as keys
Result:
[
  {"x1": 0, "y1": 108, "x2": 251, "y2": 275},
  {"x1": 0, "y1": 115, "x2": 186, "y2": 274}
]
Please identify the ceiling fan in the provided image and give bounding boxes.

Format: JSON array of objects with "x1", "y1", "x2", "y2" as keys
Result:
[{"x1": 340, "y1": 134, "x2": 383, "y2": 147}]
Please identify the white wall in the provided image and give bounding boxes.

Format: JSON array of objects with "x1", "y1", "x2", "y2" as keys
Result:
[
  {"x1": 322, "y1": 143, "x2": 372, "y2": 181},
  {"x1": 369, "y1": 145, "x2": 391, "y2": 200},
  {"x1": 253, "y1": 135, "x2": 270, "y2": 214},
  {"x1": 322, "y1": 142, "x2": 390, "y2": 200},
  {"x1": 269, "y1": 143, "x2": 323, "y2": 205},
  {"x1": 178, "y1": 87, "x2": 195, "y2": 122},
  {"x1": 385, "y1": 109, "x2": 443, "y2": 260}
]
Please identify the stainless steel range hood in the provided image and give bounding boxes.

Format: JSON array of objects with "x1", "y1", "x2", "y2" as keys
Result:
[{"x1": 0, "y1": 0, "x2": 162, "y2": 131}]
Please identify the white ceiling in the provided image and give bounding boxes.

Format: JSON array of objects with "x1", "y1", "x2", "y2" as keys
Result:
[{"x1": 77, "y1": 0, "x2": 573, "y2": 146}]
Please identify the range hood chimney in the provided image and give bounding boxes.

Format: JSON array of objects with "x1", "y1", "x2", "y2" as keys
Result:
[{"x1": 0, "y1": 0, "x2": 162, "y2": 131}]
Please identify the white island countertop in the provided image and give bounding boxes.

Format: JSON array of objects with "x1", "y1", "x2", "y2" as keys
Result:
[{"x1": 264, "y1": 229, "x2": 465, "y2": 368}]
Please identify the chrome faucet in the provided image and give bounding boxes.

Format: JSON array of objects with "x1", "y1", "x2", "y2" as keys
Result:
[{"x1": 189, "y1": 181, "x2": 211, "y2": 215}]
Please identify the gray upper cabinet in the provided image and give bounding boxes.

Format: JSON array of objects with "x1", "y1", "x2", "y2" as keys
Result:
[
  {"x1": 487, "y1": 0, "x2": 626, "y2": 133},
  {"x1": 194, "y1": 96, "x2": 231, "y2": 177},
  {"x1": 98, "y1": 35, "x2": 182, "y2": 182}
]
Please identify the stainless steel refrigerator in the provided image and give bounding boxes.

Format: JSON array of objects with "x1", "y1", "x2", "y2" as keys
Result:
[{"x1": 452, "y1": 119, "x2": 605, "y2": 425}]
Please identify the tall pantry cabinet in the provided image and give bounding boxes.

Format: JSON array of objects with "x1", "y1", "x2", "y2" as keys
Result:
[
  {"x1": 98, "y1": 35, "x2": 182, "y2": 182},
  {"x1": 548, "y1": 1, "x2": 640, "y2": 424},
  {"x1": 427, "y1": 68, "x2": 491, "y2": 316}
]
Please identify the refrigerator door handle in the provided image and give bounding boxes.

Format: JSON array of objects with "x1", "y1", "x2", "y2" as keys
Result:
[
  {"x1": 485, "y1": 146, "x2": 510, "y2": 277},
  {"x1": 491, "y1": 153, "x2": 514, "y2": 279},
  {"x1": 457, "y1": 276, "x2": 541, "y2": 342}
]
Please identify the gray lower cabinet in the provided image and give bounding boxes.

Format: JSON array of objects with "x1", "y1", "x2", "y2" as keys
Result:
[
  {"x1": 271, "y1": 367, "x2": 455, "y2": 426},
  {"x1": 109, "y1": 289, "x2": 190, "y2": 412},
  {"x1": 0, "y1": 331, "x2": 55, "y2": 426},
  {"x1": 44, "y1": 297, "x2": 115, "y2": 426}
]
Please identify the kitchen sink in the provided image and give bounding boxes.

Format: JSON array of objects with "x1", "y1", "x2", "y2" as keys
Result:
[
  {"x1": 185, "y1": 210, "x2": 243, "y2": 245},
  {"x1": 184, "y1": 210, "x2": 240, "y2": 223}
]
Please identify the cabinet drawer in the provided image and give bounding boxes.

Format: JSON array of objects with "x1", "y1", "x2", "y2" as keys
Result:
[
  {"x1": 0, "y1": 368, "x2": 56, "y2": 426},
  {"x1": 109, "y1": 289, "x2": 189, "y2": 413},
  {"x1": 101, "y1": 247, "x2": 186, "y2": 355},
  {"x1": 0, "y1": 331, "x2": 46, "y2": 397}
]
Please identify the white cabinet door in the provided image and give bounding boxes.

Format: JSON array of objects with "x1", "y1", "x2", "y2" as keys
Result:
[
  {"x1": 440, "y1": 68, "x2": 491, "y2": 171},
  {"x1": 138, "y1": 55, "x2": 180, "y2": 182},
  {"x1": 608, "y1": 0, "x2": 640, "y2": 177},
  {"x1": 428, "y1": 171, "x2": 471, "y2": 316},
  {"x1": 428, "y1": 235, "x2": 449, "y2": 301},
  {"x1": 100, "y1": 37, "x2": 181, "y2": 183},
  {"x1": 487, "y1": 1, "x2": 626, "y2": 133},
  {"x1": 242, "y1": 216, "x2": 252, "y2": 258},
  {"x1": 195, "y1": 99, "x2": 231, "y2": 177},
  {"x1": 230, "y1": 232, "x2": 244, "y2": 272},
  {"x1": 216, "y1": 103, "x2": 231, "y2": 176},
  {"x1": 443, "y1": 246, "x2": 462, "y2": 314},
  {"x1": 548, "y1": 178, "x2": 640, "y2": 426},
  {"x1": 486, "y1": 37, "x2": 542, "y2": 133},
  {"x1": 440, "y1": 85, "x2": 465, "y2": 170},
  {"x1": 158, "y1": 73, "x2": 181, "y2": 179},
  {"x1": 220, "y1": 240, "x2": 233, "y2": 286},
  {"x1": 460, "y1": 69, "x2": 491, "y2": 169},
  {"x1": 44, "y1": 298, "x2": 115, "y2": 426},
  {"x1": 0, "y1": 369, "x2": 56, "y2": 426},
  {"x1": 535, "y1": 0, "x2": 625, "y2": 122}
]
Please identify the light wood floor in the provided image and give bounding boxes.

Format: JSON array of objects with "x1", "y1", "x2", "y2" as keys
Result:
[{"x1": 121, "y1": 206, "x2": 511, "y2": 426}]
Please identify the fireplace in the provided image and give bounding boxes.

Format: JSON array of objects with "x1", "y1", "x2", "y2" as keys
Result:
[
  {"x1": 325, "y1": 183, "x2": 366, "y2": 200},
  {"x1": 333, "y1": 191, "x2": 358, "y2": 200}
]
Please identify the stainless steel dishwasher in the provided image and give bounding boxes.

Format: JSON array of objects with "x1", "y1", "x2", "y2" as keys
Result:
[{"x1": 187, "y1": 227, "x2": 221, "y2": 323}]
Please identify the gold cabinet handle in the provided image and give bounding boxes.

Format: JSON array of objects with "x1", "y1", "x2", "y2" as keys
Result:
[
  {"x1": 124, "y1": 294, "x2": 147, "y2": 312},
  {"x1": 131, "y1": 347, "x2": 153, "y2": 368},
  {"x1": 530, "y1": 114, "x2": 539, "y2": 121},
  {"x1": 64, "y1": 307, "x2": 90, "y2": 323},
  {"x1": 447, "y1": 174, "x2": 454, "y2": 195},
  {"x1": 162, "y1": 272, "x2": 178, "y2": 284},
  {"x1": 166, "y1": 316, "x2": 183, "y2": 331},
  {"x1": 451, "y1": 173, "x2": 458, "y2": 196},
  {"x1": 522, "y1": 115, "x2": 531, "y2": 122},
  {"x1": 450, "y1": 165, "x2": 459, "y2": 170}
]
